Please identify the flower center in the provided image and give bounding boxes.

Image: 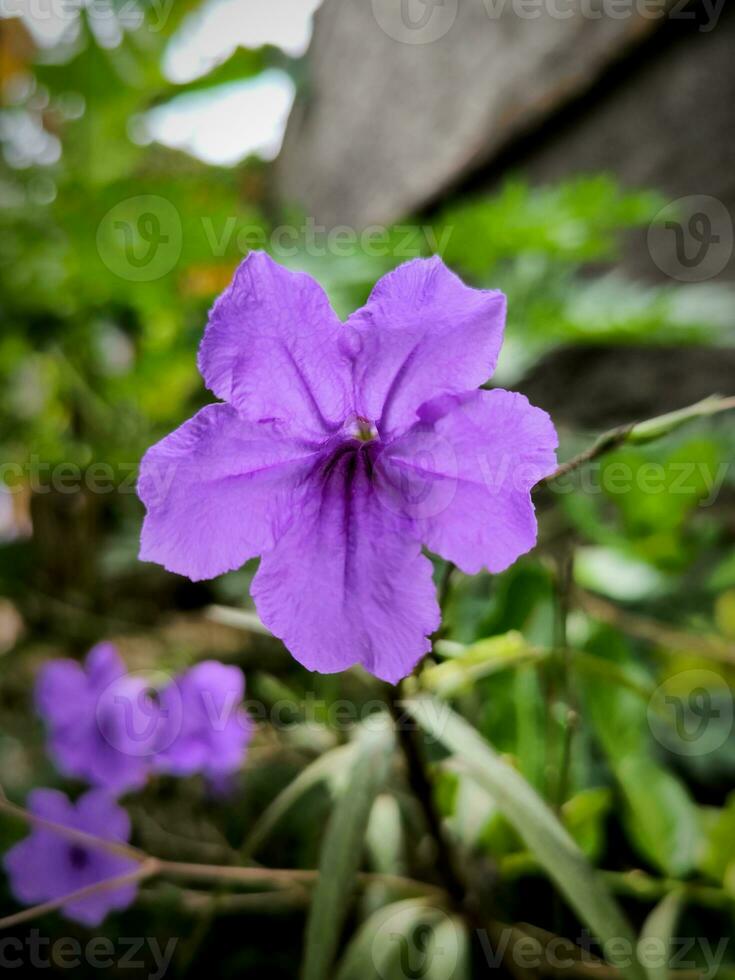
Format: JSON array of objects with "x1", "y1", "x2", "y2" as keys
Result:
[
  {"x1": 68, "y1": 845, "x2": 90, "y2": 871},
  {"x1": 345, "y1": 415, "x2": 378, "y2": 444}
]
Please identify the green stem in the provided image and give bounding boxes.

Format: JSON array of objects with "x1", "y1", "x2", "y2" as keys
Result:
[{"x1": 538, "y1": 394, "x2": 735, "y2": 488}]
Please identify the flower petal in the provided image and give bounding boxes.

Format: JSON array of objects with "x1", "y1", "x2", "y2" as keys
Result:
[
  {"x1": 251, "y1": 449, "x2": 440, "y2": 684},
  {"x1": 3, "y1": 790, "x2": 138, "y2": 927},
  {"x1": 345, "y1": 257, "x2": 506, "y2": 437},
  {"x1": 198, "y1": 251, "x2": 350, "y2": 432},
  {"x1": 35, "y1": 659, "x2": 89, "y2": 730},
  {"x1": 377, "y1": 389, "x2": 558, "y2": 574},
  {"x1": 154, "y1": 661, "x2": 250, "y2": 780},
  {"x1": 139, "y1": 403, "x2": 321, "y2": 581}
]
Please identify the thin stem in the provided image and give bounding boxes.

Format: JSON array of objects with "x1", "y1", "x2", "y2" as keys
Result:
[
  {"x1": 387, "y1": 685, "x2": 468, "y2": 912},
  {"x1": 541, "y1": 424, "x2": 633, "y2": 487},
  {"x1": 0, "y1": 795, "x2": 146, "y2": 864},
  {"x1": 0, "y1": 789, "x2": 445, "y2": 930},
  {"x1": 554, "y1": 550, "x2": 577, "y2": 813},
  {"x1": 537, "y1": 394, "x2": 735, "y2": 489},
  {"x1": 500, "y1": 854, "x2": 731, "y2": 910},
  {"x1": 577, "y1": 589, "x2": 735, "y2": 666},
  {"x1": 157, "y1": 860, "x2": 440, "y2": 899},
  {"x1": 0, "y1": 860, "x2": 159, "y2": 930}
]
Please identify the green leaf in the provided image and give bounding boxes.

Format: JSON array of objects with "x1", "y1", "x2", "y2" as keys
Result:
[
  {"x1": 242, "y1": 742, "x2": 355, "y2": 858},
  {"x1": 302, "y1": 717, "x2": 395, "y2": 980},
  {"x1": 637, "y1": 892, "x2": 684, "y2": 980},
  {"x1": 404, "y1": 694, "x2": 648, "y2": 980},
  {"x1": 335, "y1": 899, "x2": 469, "y2": 980},
  {"x1": 366, "y1": 794, "x2": 405, "y2": 876},
  {"x1": 580, "y1": 634, "x2": 701, "y2": 876},
  {"x1": 420, "y1": 631, "x2": 542, "y2": 697},
  {"x1": 616, "y1": 757, "x2": 700, "y2": 877},
  {"x1": 698, "y1": 792, "x2": 735, "y2": 888},
  {"x1": 562, "y1": 787, "x2": 613, "y2": 861}
]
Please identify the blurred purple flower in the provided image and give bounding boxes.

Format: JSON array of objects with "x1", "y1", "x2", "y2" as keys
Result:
[
  {"x1": 3, "y1": 789, "x2": 138, "y2": 926},
  {"x1": 35, "y1": 643, "x2": 160, "y2": 794},
  {"x1": 138, "y1": 253, "x2": 557, "y2": 683},
  {"x1": 153, "y1": 661, "x2": 251, "y2": 783}
]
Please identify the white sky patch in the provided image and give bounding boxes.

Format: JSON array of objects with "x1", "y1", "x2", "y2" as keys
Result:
[
  {"x1": 164, "y1": 0, "x2": 324, "y2": 83},
  {"x1": 144, "y1": 69, "x2": 296, "y2": 165}
]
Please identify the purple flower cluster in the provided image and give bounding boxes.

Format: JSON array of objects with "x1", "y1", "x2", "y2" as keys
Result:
[
  {"x1": 138, "y1": 253, "x2": 557, "y2": 683},
  {"x1": 36, "y1": 644, "x2": 251, "y2": 793},
  {"x1": 2, "y1": 647, "x2": 252, "y2": 926}
]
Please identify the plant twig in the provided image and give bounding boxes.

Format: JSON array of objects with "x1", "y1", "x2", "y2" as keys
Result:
[
  {"x1": 387, "y1": 685, "x2": 469, "y2": 913},
  {"x1": 0, "y1": 793, "x2": 442, "y2": 929},
  {"x1": 0, "y1": 860, "x2": 159, "y2": 930},
  {"x1": 553, "y1": 549, "x2": 578, "y2": 813},
  {"x1": 538, "y1": 394, "x2": 735, "y2": 489},
  {"x1": 0, "y1": 794, "x2": 146, "y2": 864}
]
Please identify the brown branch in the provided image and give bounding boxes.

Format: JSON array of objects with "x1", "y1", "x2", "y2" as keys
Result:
[
  {"x1": 538, "y1": 394, "x2": 735, "y2": 489},
  {"x1": 0, "y1": 792, "x2": 442, "y2": 929},
  {"x1": 0, "y1": 860, "x2": 159, "y2": 930},
  {"x1": 0, "y1": 794, "x2": 146, "y2": 864},
  {"x1": 540, "y1": 424, "x2": 633, "y2": 488}
]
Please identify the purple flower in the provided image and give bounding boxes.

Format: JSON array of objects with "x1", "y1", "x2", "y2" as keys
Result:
[
  {"x1": 153, "y1": 661, "x2": 251, "y2": 783},
  {"x1": 139, "y1": 253, "x2": 557, "y2": 683},
  {"x1": 3, "y1": 789, "x2": 138, "y2": 926},
  {"x1": 35, "y1": 643, "x2": 160, "y2": 794}
]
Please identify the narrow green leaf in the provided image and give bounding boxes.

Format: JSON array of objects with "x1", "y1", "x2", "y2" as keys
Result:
[
  {"x1": 637, "y1": 892, "x2": 684, "y2": 980},
  {"x1": 242, "y1": 742, "x2": 355, "y2": 858},
  {"x1": 366, "y1": 794, "x2": 405, "y2": 876},
  {"x1": 405, "y1": 694, "x2": 648, "y2": 980},
  {"x1": 335, "y1": 899, "x2": 467, "y2": 980},
  {"x1": 302, "y1": 717, "x2": 395, "y2": 980}
]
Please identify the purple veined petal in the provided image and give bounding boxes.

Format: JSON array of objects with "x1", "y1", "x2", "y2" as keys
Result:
[
  {"x1": 3, "y1": 789, "x2": 139, "y2": 927},
  {"x1": 344, "y1": 256, "x2": 506, "y2": 438},
  {"x1": 377, "y1": 388, "x2": 558, "y2": 575},
  {"x1": 251, "y1": 448, "x2": 440, "y2": 684},
  {"x1": 198, "y1": 251, "x2": 351, "y2": 433},
  {"x1": 138, "y1": 402, "x2": 325, "y2": 581}
]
